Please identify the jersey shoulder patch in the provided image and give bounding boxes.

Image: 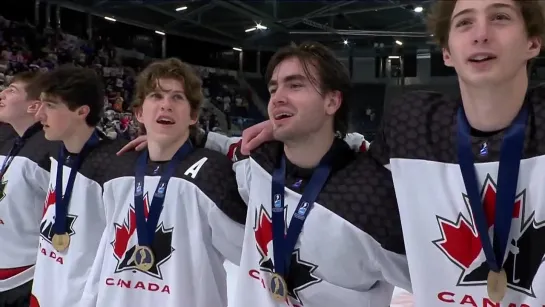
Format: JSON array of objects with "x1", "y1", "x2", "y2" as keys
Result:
[
  {"x1": 0, "y1": 124, "x2": 17, "y2": 144},
  {"x1": 78, "y1": 138, "x2": 131, "y2": 186},
  {"x1": 319, "y1": 151, "x2": 404, "y2": 254},
  {"x1": 175, "y1": 148, "x2": 235, "y2": 195},
  {"x1": 7, "y1": 130, "x2": 58, "y2": 171},
  {"x1": 249, "y1": 141, "x2": 281, "y2": 169},
  {"x1": 249, "y1": 140, "x2": 404, "y2": 254},
  {"x1": 177, "y1": 148, "x2": 246, "y2": 224},
  {"x1": 381, "y1": 90, "x2": 458, "y2": 161}
]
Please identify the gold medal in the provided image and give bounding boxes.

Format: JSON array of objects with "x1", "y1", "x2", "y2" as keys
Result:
[
  {"x1": 52, "y1": 233, "x2": 70, "y2": 252},
  {"x1": 134, "y1": 245, "x2": 155, "y2": 272},
  {"x1": 270, "y1": 273, "x2": 288, "y2": 302},
  {"x1": 487, "y1": 269, "x2": 507, "y2": 303}
]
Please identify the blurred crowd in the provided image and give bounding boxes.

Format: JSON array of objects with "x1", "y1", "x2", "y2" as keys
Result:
[{"x1": 0, "y1": 15, "x2": 253, "y2": 139}]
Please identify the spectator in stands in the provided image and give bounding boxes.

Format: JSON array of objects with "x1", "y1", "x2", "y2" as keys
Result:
[{"x1": 0, "y1": 13, "x2": 263, "y2": 138}]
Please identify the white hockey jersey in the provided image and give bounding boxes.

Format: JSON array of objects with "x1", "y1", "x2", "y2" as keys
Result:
[
  {"x1": 31, "y1": 138, "x2": 127, "y2": 307},
  {"x1": 369, "y1": 89, "x2": 545, "y2": 306},
  {"x1": 0, "y1": 123, "x2": 54, "y2": 291},
  {"x1": 205, "y1": 133, "x2": 410, "y2": 307},
  {"x1": 79, "y1": 148, "x2": 245, "y2": 307}
]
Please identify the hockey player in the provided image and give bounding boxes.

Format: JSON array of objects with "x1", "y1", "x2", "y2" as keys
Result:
[
  {"x1": 31, "y1": 66, "x2": 128, "y2": 307},
  {"x1": 235, "y1": 0, "x2": 545, "y2": 305},
  {"x1": 0, "y1": 71, "x2": 55, "y2": 307},
  {"x1": 120, "y1": 43, "x2": 410, "y2": 306},
  {"x1": 209, "y1": 42, "x2": 409, "y2": 306},
  {"x1": 368, "y1": 1, "x2": 545, "y2": 305},
  {"x1": 79, "y1": 58, "x2": 245, "y2": 307}
]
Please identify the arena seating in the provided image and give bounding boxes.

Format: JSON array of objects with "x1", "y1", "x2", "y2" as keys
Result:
[{"x1": 0, "y1": 15, "x2": 258, "y2": 139}]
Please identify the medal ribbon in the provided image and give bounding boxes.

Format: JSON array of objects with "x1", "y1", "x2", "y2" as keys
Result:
[
  {"x1": 457, "y1": 105, "x2": 527, "y2": 273},
  {"x1": 134, "y1": 140, "x2": 193, "y2": 247},
  {"x1": 0, "y1": 123, "x2": 43, "y2": 178},
  {"x1": 271, "y1": 148, "x2": 334, "y2": 278},
  {"x1": 54, "y1": 131, "x2": 100, "y2": 235}
]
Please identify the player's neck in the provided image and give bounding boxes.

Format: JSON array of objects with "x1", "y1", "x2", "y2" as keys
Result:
[
  {"x1": 63, "y1": 124, "x2": 96, "y2": 154},
  {"x1": 459, "y1": 70, "x2": 528, "y2": 132},
  {"x1": 284, "y1": 128, "x2": 335, "y2": 169},
  {"x1": 10, "y1": 116, "x2": 38, "y2": 137},
  {"x1": 147, "y1": 131, "x2": 190, "y2": 162}
]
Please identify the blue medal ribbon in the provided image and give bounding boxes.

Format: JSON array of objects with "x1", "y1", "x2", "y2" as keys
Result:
[
  {"x1": 134, "y1": 141, "x2": 193, "y2": 247},
  {"x1": 53, "y1": 131, "x2": 100, "y2": 235},
  {"x1": 271, "y1": 147, "x2": 334, "y2": 279},
  {"x1": 457, "y1": 105, "x2": 527, "y2": 273}
]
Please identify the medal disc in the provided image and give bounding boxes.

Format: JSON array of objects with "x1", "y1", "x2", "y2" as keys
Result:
[
  {"x1": 52, "y1": 233, "x2": 70, "y2": 252},
  {"x1": 134, "y1": 245, "x2": 155, "y2": 272},
  {"x1": 270, "y1": 273, "x2": 288, "y2": 302},
  {"x1": 487, "y1": 269, "x2": 508, "y2": 303}
]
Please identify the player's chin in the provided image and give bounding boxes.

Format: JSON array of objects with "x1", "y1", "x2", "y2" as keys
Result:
[
  {"x1": 461, "y1": 70, "x2": 502, "y2": 85},
  {"x1": 152, "y1": 131, "x2": 184, "y2": 143},
  {"x1": 272, "y1": 127, "x2": 295, "y2": 142},
  {"x1": 43, "y1": 131, "x2": 60, "y2": 141}
]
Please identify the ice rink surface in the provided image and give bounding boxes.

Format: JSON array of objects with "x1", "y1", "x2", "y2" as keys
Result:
[{"x1": 224, "y1": 262, "x2": 413, "y2": 307}]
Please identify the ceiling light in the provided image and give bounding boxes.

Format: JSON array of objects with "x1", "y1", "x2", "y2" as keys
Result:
[
  {"x1": 233, "y1": 47, "x2": 242, "y2": 52},
  {"x1": 414, "y1": 6, "x2": 423, "y2": 13},
  {"x1": 395, "y1": 40, "x2": 403, "y2": 46},
  {"x1": 104, "y1": 16, "x2": 116, "y2": 22},
  {"x1": 155, "y1": 31, "x2": 165, "y2": 35},
  {"x1": 245, "y1": 27, "x2": 256, "y2": 32},
  {"x1": 176, "y1": 6, "x2": 188, "y2": 11}
]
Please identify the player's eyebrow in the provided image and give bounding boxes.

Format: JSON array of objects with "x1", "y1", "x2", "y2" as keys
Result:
[{"x1": 268, "y1": 74, "x2": 306, "y2": 88}]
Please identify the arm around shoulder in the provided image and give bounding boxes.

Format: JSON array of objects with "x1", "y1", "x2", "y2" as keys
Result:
[
  {"x1": 195, "y1": 152, "x2": 247, "y2": 264},
  {"x1": 343, "y1": 132, "x2": 370, "y2": 152},
  {"x1": 204, "y1": 132, "x2": 242, "y2": 162}
]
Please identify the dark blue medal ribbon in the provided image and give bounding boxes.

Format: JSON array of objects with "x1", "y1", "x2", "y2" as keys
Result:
[
  {"x1": 0, "y1": 123, "x2": 42, "y2": 178},
  {"x1": 271, "y1": 149, "x2": 334, "y2": 280},
  {"x1": 457, "y1": 105, "x2": 528, "y2": 274},
  {"x1": 0, "y1": 140, "x2": 23, "y2": 179},
  {"x1": 53, "y1": 131, "x2": 100, "y2": 235},
  {"x1": 134, "y1": 141, "x2": 193, "y2": 248}
]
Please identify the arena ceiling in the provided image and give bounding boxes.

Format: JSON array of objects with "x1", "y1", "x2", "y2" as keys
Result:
[{"x1": 48, "y1": 0, "x2": 435, "y2": 51}]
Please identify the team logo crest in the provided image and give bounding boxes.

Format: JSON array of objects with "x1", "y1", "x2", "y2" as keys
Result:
[
  {"x1": 433, "y1": 175, "x2": 545, "y2": 297},
  {"x1": 40, "y1": 188, "x2": 77, "y2": 242},
  {"x1": 111, "y1": 192, "x2": 174, "y2": 279},
  {"x1": 273, "y1": 194, "x2": 282, "y2": 209},
  {"x1": 254, "y1": 205, "x2": 321, "y2": 304},
  {"x1": 479, "y1": 142, "x2": 488, "y2": 157},
  {"x1": 0, "y1": 177, "x2": 7, "y2": 202}
]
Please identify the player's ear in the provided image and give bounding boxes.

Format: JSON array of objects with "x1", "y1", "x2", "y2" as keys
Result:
[
  {"x1": 27, "y1": 100, "x2": 41, "y2": 114},
  {"x1": 325, "y1": 91, "x2": 342, "y2": 116},
  {"x1": 76, "y1": 105, "x2": 90, "y2": 121},
  {"x1": 134, "y1": 106, "x2": 144, "y2": 124}
]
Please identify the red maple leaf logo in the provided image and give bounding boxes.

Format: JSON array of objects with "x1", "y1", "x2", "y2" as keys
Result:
[
  {"x1": 254, "y1": 206, "x2": 273, "y2": 258},
  {"x1": 42, "y1": 188, "x2": 56, "y2": 218},
  {"x1": 434, "y1": 176, "x2": 522, "y2": 269},
  {"x1": 111, "y1": 193, "x2": 150, "y2": 259}
]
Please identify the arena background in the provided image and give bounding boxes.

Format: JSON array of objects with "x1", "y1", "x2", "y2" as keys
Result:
[{"x1": 6, "y1": 0, "x2": 545, "y2": 305}]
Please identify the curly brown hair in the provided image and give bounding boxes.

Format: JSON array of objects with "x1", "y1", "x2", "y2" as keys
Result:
[
  {"x1": 427, "y1": 0, "x2": 545, "y2": 48},
  {"x1": 132, "y1": 58, "x2": 204, "y2": 135}
]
